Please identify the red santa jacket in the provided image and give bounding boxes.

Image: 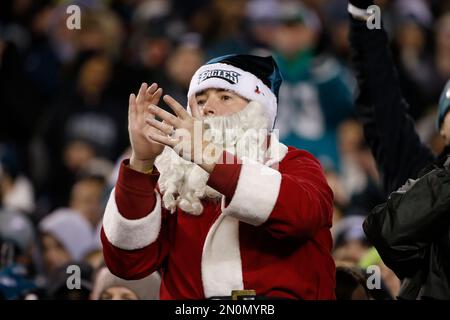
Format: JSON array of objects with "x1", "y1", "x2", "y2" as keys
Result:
[{"x1": 101, "y1": 146, "x2": 336, "y2": 299}]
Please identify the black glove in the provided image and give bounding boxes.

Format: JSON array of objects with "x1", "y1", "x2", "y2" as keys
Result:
[{"x1": 349, "y1": 0, "x2": 374, "y2": 9}]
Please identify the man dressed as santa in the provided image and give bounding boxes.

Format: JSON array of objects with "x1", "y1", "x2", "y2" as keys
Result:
[{"x1": 101, "y1": 54, "x2": 336, "y2": 299}]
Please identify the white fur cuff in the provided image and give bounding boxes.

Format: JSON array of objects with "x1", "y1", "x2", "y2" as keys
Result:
[
  {"x1": 103, "y1": 188, "x2": 162, "y2": 250},
  {"x1": 221, "y1": 158, "x2": 282, "y2": 226}
]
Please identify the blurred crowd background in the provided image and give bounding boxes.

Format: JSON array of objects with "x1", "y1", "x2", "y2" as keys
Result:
[{"x1": 1, "y1": 0, "x2": 449, "y2": 300}]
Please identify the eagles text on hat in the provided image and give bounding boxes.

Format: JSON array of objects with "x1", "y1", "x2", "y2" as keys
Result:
[{"x1": 198, "y1": 69, "x2": 241, "y2": 85}]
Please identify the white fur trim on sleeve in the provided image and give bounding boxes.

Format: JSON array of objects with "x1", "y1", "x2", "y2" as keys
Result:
[
  {"x1": 221, "y1": 158, "x2": 282, "y2": 226},
  {"x1": 102, "y1": 188, "x2": 162, "y2": 250}
]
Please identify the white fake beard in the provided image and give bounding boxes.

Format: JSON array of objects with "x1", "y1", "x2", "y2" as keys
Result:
[{"x1": 154, "y1": 101, "x2": 270, "y2": 215}]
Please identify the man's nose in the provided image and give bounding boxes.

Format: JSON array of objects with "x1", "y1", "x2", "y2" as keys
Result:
[{"x1": 202, "y1": 99, "x2": 216, "y2": 116}]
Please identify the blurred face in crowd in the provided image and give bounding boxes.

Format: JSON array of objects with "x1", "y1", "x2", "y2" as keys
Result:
[
  {"x1": 249, "y1": 21, "x2": 277, "y2": 48},
  {"x1": 41, "y1": 234, "x2": 72, "y2": 272},
  {"x1": 436, "y1": 14, "x2": 450, "y2": 52},
  {"x1": 213, "y1": 0, "x2": 246, "y2": 19},
  {"x1": 70, "y1": 178, "x2": 105, "y2": 227},
  {"x1": 0, "y1": 170, "x2": 13, "y2": 199},
  {"x1": 166, "y1": 45, "x2": 204, "y2": 88},
  {"x1": 63, "y1": 140, "x2": 95, "y2": 172},
  {"x1": 99, "y1": 287, "x2": 139, "y2": 300},
  {"x1": 440, "y1": 111, "x2": 450, "y2": 145},
  {"x1": 271, "y1": 21, "x2": 316, "y2": 58},
  {"x1": 213, "y1": 0, "x2": 247, "y2": 34},
  {"x1": 325, "y1": 171, "x2": 348, "y2": 211},
  {"x1": 77, "y1": 28, "x2": 106, "y2": 53},
  {"x1": 338, "y1": 120, "x2": 364, "y2": 155},
  {"x1": 397, "y1": 21, "x2": 425, "y2": 52},
  {"x1": 84, "y1": 249, "x2": 104, "y2": 270},
  {"x1": 338, "y1": 120, "x2": 379, "y2": 181},
  {"x1": 335, "y1": 267, "x2": 370, "y2": 300},
  {"x1": 75, "y1": 11, "x2": 121, "y2": 54},
  {"x1": 333, "y1": 240, "x2": 369, "y2": 265},
  {"x1": 331, "y1": 21, "x2": 350, "y2": 57},
  {"x1": 430, "y1": 131, "x2": 447, "y2": 154},
  {"x1": 140, "y1": 37, "x2": 172, "y2": 69},
  {"x1": 30, "y1": 4, "x2": 53, "y2": 36},
  {"x1": 194, "y1": 88, "x2": 249, "y2": 117},
  {"x1": 77, "y1": 55, "x2": 112, "y2": 98},
  {"x1": 350, "y1": 284, "x2": 370, "y2": 300}
]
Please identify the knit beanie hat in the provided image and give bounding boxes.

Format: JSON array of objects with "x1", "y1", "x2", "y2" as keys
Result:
[
  {"x1": 91, "y1": 267, "x2": 161, "y2": 300},
  {"x1": 187, "y1": 54, "x2": 283, "y2": 129},
  {"x1": 39, "y1": 208, "x2": 95, "y2": 262}
]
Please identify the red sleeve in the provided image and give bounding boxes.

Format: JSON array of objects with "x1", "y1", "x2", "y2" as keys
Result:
[
  {"x1": 207, "y1": 148, "x2": 333, "y2": 241},
  {"x1": 101, "y1": 223, "x2": 171, "y2": 280},
  {"x1": 101, "y1": 159, "x2": 173, "y2": 280},
  {"x1": 115, "y1": 159, "x2": 159, "y2": 219},
  {"x1": 207, "y1": 151, "x2": 242, "y2": 200},
  {"x1": 265, "y1": 149, "x2": 334, "y2": 240}
]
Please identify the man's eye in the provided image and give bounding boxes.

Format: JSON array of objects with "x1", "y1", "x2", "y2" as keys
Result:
[
  {"x1": 197, "y1": 100, "x2": 205, "y2": 106},
  {"x1": 221, "y1": 95, "x2": 231, "y2": 101}
]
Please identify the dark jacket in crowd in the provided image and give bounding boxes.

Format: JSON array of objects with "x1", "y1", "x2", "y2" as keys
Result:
[{"x1": 349, "y1": 16, "x2": 450, "y2": 299}]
